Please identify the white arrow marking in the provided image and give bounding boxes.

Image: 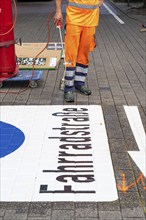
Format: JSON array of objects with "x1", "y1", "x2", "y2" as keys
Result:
[{"x1": 124, "y1": 106, "x2": 146, "y2": 177}]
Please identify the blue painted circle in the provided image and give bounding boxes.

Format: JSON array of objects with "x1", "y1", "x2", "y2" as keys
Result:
[{"x1": 0, "y1": 121, "x2": 25, "y2": 158}]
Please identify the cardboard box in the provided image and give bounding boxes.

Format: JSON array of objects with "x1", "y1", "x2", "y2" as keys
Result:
[{"x1": 15, "y1": 43, "x2": 62, "y2": 70}]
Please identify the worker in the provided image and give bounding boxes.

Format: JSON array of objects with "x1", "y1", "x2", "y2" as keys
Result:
[{"x1": 54, "y1": 0, "x2": 104, "y2": 102}]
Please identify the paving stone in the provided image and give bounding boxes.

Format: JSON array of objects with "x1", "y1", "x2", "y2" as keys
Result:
[
  {"x1": 119, "y1": 120, "x2": 135, "y2": 138},
  {"x1": 116, "y1": 105, "x2": 127, "y2": 118},
  {"x1": 75, "y1": 203, "x2": 97, "y2": 208},
  {"x1": 0, "y1": 202, "x2": 29, "y2": 214},
  {"x1": 102, "y1": 104, "x2": 117, "y2": 116},
  {"x1": 123, "y1": 218, "x2": 146, "y2": 220},
  {"x1": 113, "y1": 95, "x2": 126, "y2": 105},
  {"x1": 14, "y1": 203, "x2": 30, "y2": 214},
  {"x1": 100, "y1": 94, "x2": 114, "y2": 105},
  {"x1": 28, "y1": 203, "x2": 51, "y2": 218},
  {"x1": 27, "y1": 101, "x2": 41, "y2": 105},
  {"x1": 52, "y1": 202, "x2": 74, "y2": 210},
  {"x1": 124, "y1": 135, "x2": 139, "y2": 151},
  {"x1": 76, "y1": 218, "x2": 99, "y2": 220},
  {"x1": 27, "y1": 217, "x2": 51, "y2": 220},
  {"x1": 98, "y1": 201, "x2": 120, "y2": 211},
  {"x1": 99, "y1": 211, "x2": 122, "y2": 219},
  {"x1": 119, "y1": 191, "x2": 141, "y2": 204},
  {"x1": 137, "y1": 187, "x2": 146, "y2": 200},
  {"x1": 125, "y1": 95, "x2": 139, "y2": 106},
  {"x1": 0, "y1": 93, "x2": 6, "y2": 102},
  {"x1": 111, "y1": 152, "x2": 132, "y2": 170},
  {"x1": 2, "y1": 94, "x2": 16, "y2": 103},
  {"x1": 3, "y1": 210, "x2": 27, "y2": 220},
  {"x1": 39, "y1": 99, "x2": 52, "y2": 105},
  {"x1": 110, "y1": 86, "x2": 123, "y2": 96},
  {"x1": 121, "y1": 203, "x2": 145, "y2": 218},
  {"x1": 51, "y1": 209, "x2": 74, "y2": 220},
  {"x1": 75, "y1": 203, "x2": 98, "y2": 219},
  {"x1": 109, "y1": 138, "x2": 127, "y2": 153},
  {"x1": 75, "y1": 207, "x2": 98, "y2": 218},
  {"x1": 132, "y1": 84, "x2": 146, "y2": 106},
  {"x1": 103, "y1": 110, "x2": 124, "y2": 139},
  {"x1": 76, "y1": 92, "x2": 89, "y2": 104},
  {"x1": 132, "y1": 163, "x2": 145, "y2": 177},
  {"x1": 89, "y1": 94, "x2": 101, "y2": 105},
  {"x1": 104, "y1": 121, "x2": 123, "y2": 139},
  {"x1": 0, "y1": 207, "x2": 5, "y2": 217}
]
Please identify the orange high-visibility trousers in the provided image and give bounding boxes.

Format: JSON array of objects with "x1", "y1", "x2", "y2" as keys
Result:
[{"x1": 65, "y1": 24, "x2": 96, "y2": 67}]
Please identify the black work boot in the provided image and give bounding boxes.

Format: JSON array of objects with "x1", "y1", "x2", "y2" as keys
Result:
[
  {"x1": 75, "y1": 85, "x2": 91, "y2": 95},
  {"x1": 64, "y1": 91, "x2": 74, "y2": 102}
]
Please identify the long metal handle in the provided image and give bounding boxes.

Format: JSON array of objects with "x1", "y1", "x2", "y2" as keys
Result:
[{"x1": 58, "y1": 25, "x2": 66, "y2": 80}]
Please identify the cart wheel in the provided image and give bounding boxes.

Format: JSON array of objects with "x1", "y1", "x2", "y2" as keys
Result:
[
  {"x1": 0, "y1": 82, "x2": 3, "y2": 88},
  {"x1": 29, "y1": 81, "x2": 37, "y2": 88}
]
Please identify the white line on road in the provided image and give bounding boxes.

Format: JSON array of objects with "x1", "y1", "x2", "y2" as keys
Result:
[{"x1": 103, "y1": 3, "x2": 125, "y2": 24}]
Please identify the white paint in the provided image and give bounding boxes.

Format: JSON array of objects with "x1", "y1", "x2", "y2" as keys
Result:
[
  {"x1": 0, "y1": 105, "x2": 118, "y2": 202},
  {"x1": 103, "y1": 3, "x2": 125, "y2": 24},
  {"x1": 124, "y1": 106, "x2": 146, "y2": 177}
]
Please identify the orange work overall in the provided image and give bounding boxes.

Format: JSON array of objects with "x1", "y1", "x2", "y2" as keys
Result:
[{"x1": 64, "y1": 0, "x2": 100, "y2": 92}]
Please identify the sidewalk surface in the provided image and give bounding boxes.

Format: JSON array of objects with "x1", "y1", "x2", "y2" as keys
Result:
[{"x1": 0, "y1": 0, "x2": 146, "y2": 220}]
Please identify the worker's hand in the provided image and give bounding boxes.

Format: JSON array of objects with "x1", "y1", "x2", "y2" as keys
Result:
[
  {"x1": 54, "y1": 11, "x2": 63, "y2": 26},
  {"x1": 99, "y1": 0, "x2": 104, "y2": 7}
]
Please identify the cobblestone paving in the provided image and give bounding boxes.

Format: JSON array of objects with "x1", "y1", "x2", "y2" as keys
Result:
[{"x1": 0, "y1": 0, "x2": 146, "y2": 219}]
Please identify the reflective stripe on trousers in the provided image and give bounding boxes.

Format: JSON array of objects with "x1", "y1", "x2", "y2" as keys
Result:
[
  {"x1": 64, "y1": 63, "x2": 88, "y2": 92},
  {"x1": 64, "y1": 67, "x2": 75, "y2": 92},
  {"x1": 75, "y1": 63, "x2": 88, "y2": 86}
]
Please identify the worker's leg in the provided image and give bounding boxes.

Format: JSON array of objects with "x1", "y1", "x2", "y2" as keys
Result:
[
  {"x1": 64, "y1": 24, "x2": 82, "y2": 93},
  {"x1": 75, "y1": 27, "x2": 96, "y2": 91}
]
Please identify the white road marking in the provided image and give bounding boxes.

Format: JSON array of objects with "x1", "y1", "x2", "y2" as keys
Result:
[
  {"x1": 103, "y1": 3, "x2": 125, "y2": 24},
  {"x1": 0, "y1": 105, "x2": 118, "y2": 202},
  {"x1": 124, "y1": 106, "x2": 146, "y2": 177}
]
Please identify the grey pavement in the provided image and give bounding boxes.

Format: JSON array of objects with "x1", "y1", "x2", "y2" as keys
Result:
[{"x1": 0, "y1": 0, "x2": 146, "y2": 220}]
